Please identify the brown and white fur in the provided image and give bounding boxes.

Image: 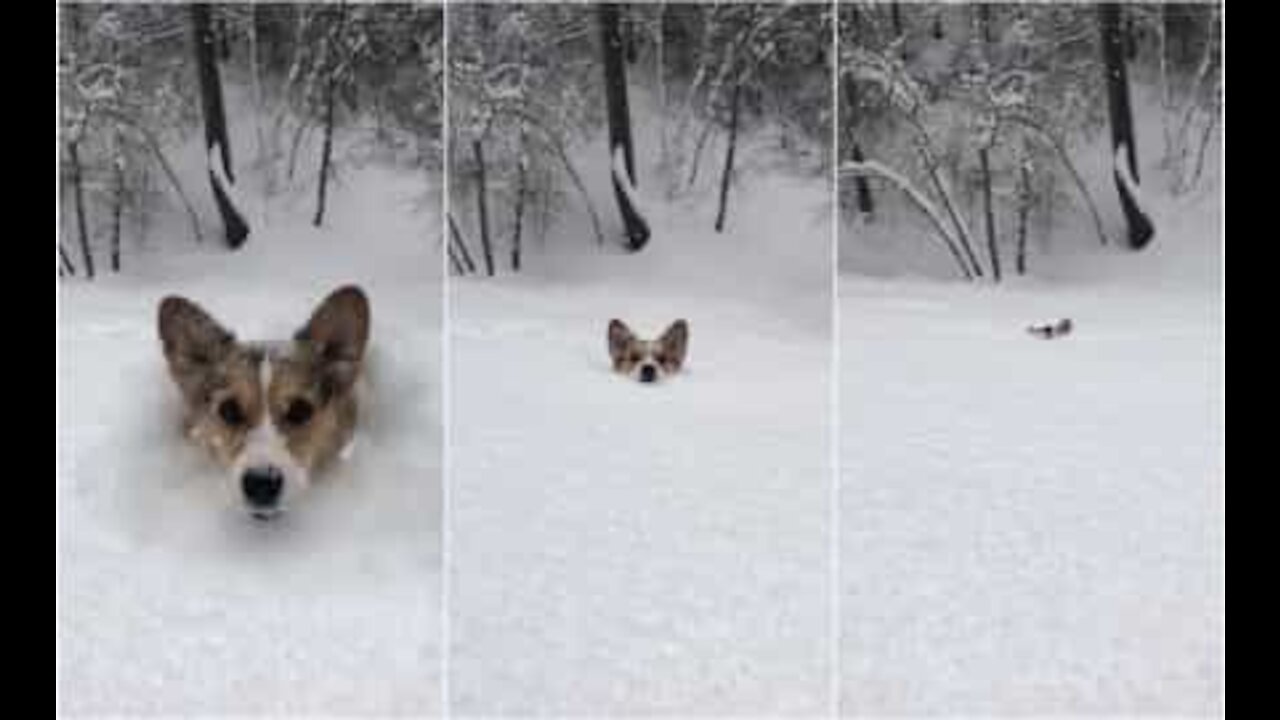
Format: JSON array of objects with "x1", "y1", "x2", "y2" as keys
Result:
[
  {"x1": 608, "y1": 319, "x2": 689, "y2": 383},
  {"x1": 1027, "y1": 317, "x2": 1073, "y2": 339},
  {"x1": 158, "y1": 286, "x2": 370, "y2": 519}
]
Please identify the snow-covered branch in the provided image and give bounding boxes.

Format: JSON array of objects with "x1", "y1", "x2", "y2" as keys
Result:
[{"x1": 841, "y1": 159, "x2": 972, "y2": 279}]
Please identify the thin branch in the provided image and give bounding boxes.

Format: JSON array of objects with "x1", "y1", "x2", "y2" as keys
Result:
[
  {"x1": 841, "y1": 159, "x2": 973, "y2": 280},
  {"x1": 99, "y1": 108, "x2": 204, "y2": 244},
  {"x1": 1004, "y1": 112, "x2": 1111, "y2": 246}
]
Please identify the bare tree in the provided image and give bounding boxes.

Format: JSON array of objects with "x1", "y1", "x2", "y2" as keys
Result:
[
  {"x1": 59, "y1": 244, "x2": 77, "y2": 277},
  {"x1": 598, "y1": 3, "x2": 650, "y2": 251},
  {"x1": 473, "y1": 140, "x2": 495, "y2": 276},
  {"x1": 713, "y1": 78, "x2": 742, "y2": 233},
  {"x1": 976, "y1": 4, "x2": 999, "y2": 280},
  {"x1": 111, "y1": 145, "x2": 124, "y2": 272},
  {"x1": 312, "y1": 2, "x2": 348, "y2": 228},
  {"x1": 67, "y1": 140, "x2": 95, "y2": 279},
  {"x1": 843, "y1": 74, "x2": 874, "y2": 216},
  {"x1": 448, "y1": 212, "x2": 478, "y2": 275},
  {"x1": 1099, "y1": 3, "x2": 1154, "y2": 249},
  {"x1": 191, "y1": 3, "x2": 249, "y2": 248},
  {"x1": 1015, "y1": 159, "x2": 1032, "y2": 276},
  {"x1": 512, "y1": 131, "x2": 528, "y2": 272}
]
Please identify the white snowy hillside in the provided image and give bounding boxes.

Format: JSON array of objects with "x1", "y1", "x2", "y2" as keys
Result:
[
  {"x1": 57, "y1": 162, "x2": 444, "y2": 717},
  {"x1": 838, "y1": 52, "x2": 1224, "y2": 720},
  {"x1": 57, "y1": 70, "x2": 444, "y2": 717},
  {"x1": 839, "y1": 180, "x2": 1223, "y2": 714},
  {"x1": 447, "y1": 83, "x2": 834, "y2": 713}
]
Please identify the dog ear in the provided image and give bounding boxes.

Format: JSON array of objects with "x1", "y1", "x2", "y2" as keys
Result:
[
  {"x1": 608, "y1": 319, "x2": 634, "y2": 363},
  {"x1": 658, "y1": 319, "x2": 689, "y2": 368},
  {"x1": 297, "y1": 286, "x2": 370, "y2": 396},
  {"x1": 158, "y1": 295, "x2": 235, "y2": 375}
]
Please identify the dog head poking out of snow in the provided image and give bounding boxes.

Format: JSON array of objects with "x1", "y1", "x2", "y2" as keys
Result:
[
  {"x1": 1027, "y1": 317, "x2": 1074, "y2": 339},
  {"x1": 158, "y1": 286, "x2": 370, "y2": 520},
  {"x1": 608, "y1": 319, "x2": 689, "y2": 384}
]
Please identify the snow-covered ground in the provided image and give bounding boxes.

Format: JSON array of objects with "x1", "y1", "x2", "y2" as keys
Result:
[
  {"x1": 56, "y1": 156, "x2": 444, "y2": 713},
  {"x1": 448, "y1": 109, "x2": 834, "y2": 711},
  {"x1": 839, "y1": 160, "x2": 1224, "y2": 712}
]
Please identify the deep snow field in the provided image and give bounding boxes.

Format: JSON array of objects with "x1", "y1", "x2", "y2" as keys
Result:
[
  {"x1": 447, "y1": 115, "x2": 835, "y2": 713},
  {"x1": 838, "y1": 138, "x2": 1224, "y2": 713},
  {"x1": 56, "y1": 157, "x2": 444, "y2": 714}
]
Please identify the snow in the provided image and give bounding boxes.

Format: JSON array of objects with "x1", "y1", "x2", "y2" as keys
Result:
[
  {"x1": 448, "y1": 95, "x2": 833, "y2": 713},
  {"x1": 59, "y1": 34, "x2": 1222, "y2": 716},
  {"x1": 839, "y1": 148, "x2": 1224, "y2": 712},
  {"x1": 56, "y1": 143, "x2": 443, "y2": 712}
]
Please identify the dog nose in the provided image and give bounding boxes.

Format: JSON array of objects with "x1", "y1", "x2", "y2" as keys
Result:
[
  {"x1": 639, "y1": 364, "x2": 657, "y2": 383},
  {"x1": 242, "y1": 466, "x2": 284, "y2": 507}
]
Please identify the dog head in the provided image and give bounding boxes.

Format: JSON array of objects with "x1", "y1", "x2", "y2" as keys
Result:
[
  {"x1": 1027, "y1": 317, "x2": 1074, "y2": 339},
  {"x1": 607, "y1": 319, "x2": 689, "y2": 384},
  {"x1": 158, "y1": 286, "x2": 370, "y2": 519}
]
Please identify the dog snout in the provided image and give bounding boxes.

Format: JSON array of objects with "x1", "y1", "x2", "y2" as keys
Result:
[
  {"x1": 639, "y1": 364, "x2": 658, "y2": 383},
  {"x1": 242, "y1": 466, "x2": 284, "y2": 508}
]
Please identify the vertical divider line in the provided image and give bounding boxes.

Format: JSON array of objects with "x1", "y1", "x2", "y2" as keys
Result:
[
  {"x1": 829, "y1": 0, "x2": 842, "y2": 716},
  {"x1": 440, "y1": 0, "x2": 451, "y2": 716}
]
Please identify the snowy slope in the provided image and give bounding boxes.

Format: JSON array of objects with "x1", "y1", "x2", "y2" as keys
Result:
[
  {"x1": 56, "y1": 163, "x2": 443, "y2": 715},
  {"x1": 448, "y1": 110, "x2": 834, "y2": 712},
  {"x1": 839, "y1": 173, "x2": 1224, "y2": 712}
]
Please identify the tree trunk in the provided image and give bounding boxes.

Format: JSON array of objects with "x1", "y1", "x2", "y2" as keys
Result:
[
  {"x1": 191, "y1": 3, "x2": 249, "y2": 248},
  {"x1": 313, "y1": 4, "x2": 346, "y2": 228},
  {"x1": 842, "y1": 74, "x2": 874, "y2": 215},
  {"x1": 472, "y1": 140, "x2": 494, "y2": 276},
  {"x1": 68, "y1": 140, "x2": 94, "y2": 279},
  {"x1": 59, "y1": 243, "x2": 77, "y2": 277},
  {"x1": 313, "y1": 72, "x2": 337, "y2": 227},
  {"x1": 63, "y1": 5, "x2": 86, "y2": 279},
  {"x1": 446, "y1": 241, "x2": 464, "y2": 275},
  {"x1": 849, "y1": 144, "x2": 875, "y2": 215},
  {"x1": 977, "y1": 6, "x2": 998, "y2": 280},
  {"x1": 598, "y1": 3, "x2": 650, "y2": 251},
  {"x1": 979, "y1": 147, "x2": 999, "y2": 281},
  {"x1": 979, "y1": 3, "x2": 993, "y2": 45},
  {"x1": 685, "y1": 120, "x2": 715, "y2": 189},
  {"x1": 1099, "y1": 3, "x2": 1155, "y2": 249},
  {"x1": 713, "y1": 78, "x2": 741, "y2": 233},
  {"x1": 249, "y1": 0, "x2": 271, "y2": 220},
  {"x1": 216, "y1": 11, "x2": 231, "y2": 60},
  {"x1": 111, "y1": 149, "x2": 124, "y2": 272},
  {"x1": 511, "y1": 133, "x2": 527, "y2": 272},
  {"x1": 448, "y1": 212, "x2": 478, "y2": 274},
  {"x1": 1124, "y1": 11, "x2": 1138, "y2": 61},
  {"x1": 1016, "y1": 162, "x2": 1031, "y2": 275}
]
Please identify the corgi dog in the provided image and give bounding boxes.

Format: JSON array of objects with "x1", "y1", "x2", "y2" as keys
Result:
[
  {"x1": 608, "y1": 319, "x2": 689, "y2": 383},
  {"x1": 1027, "y1": 317, "x2": 1073, "y2": 339},
  {"x1": 158, "y1": 286, "x2": 370, "y2": 520}
]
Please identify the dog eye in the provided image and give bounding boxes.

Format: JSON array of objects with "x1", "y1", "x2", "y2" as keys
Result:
[
  {"x1": 217, "y1": 399, "x2": 246, "y2": 427},
  {"x1": 284, "y1": 398, "x2": 314, "y2": 426}
]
